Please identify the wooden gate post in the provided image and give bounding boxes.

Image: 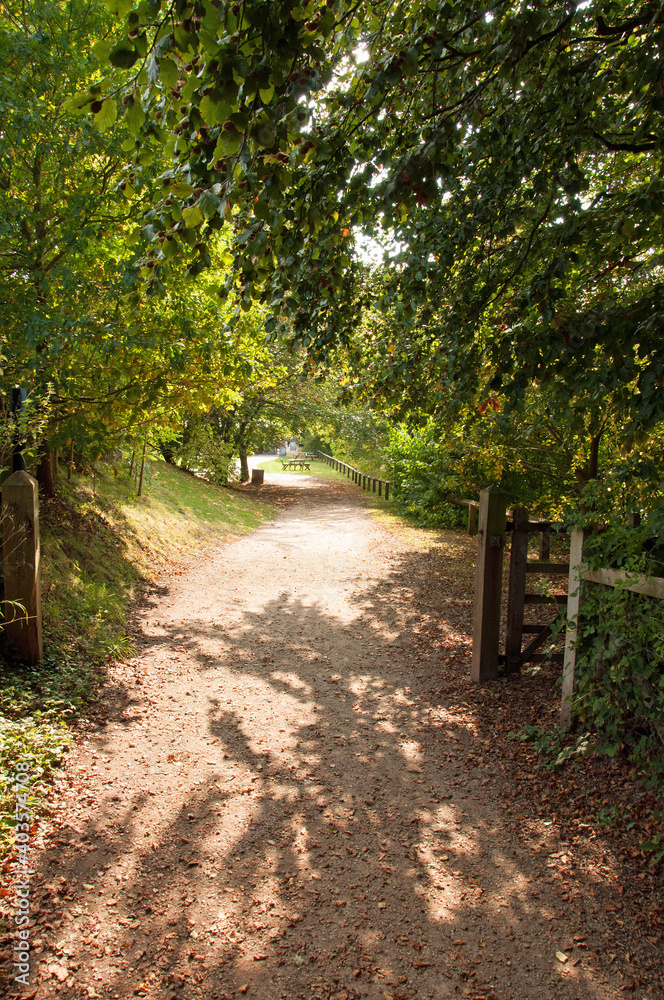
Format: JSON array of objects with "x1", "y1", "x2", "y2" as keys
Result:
[
  {"x1": 467, "y1": 504, "x2": 478, "y2": 536},
  {"x1": 561, "y1": 527, "x2": 586, "y2": 729},
  {"x1": 471, "y1": 486, "x2": 508, "y2": 683},
  {"x1": 2, "y1": 471, "x2": 43, "y2": 665},
  {"x1": 504, "y1": 506, "x2": 529, "y2": 674}
]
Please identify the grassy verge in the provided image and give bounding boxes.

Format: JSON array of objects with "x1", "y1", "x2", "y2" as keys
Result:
[
  {"x1": 0, "y1": 460, "x2": 274, "y2": 859},
  {"x1": 257, "y1": 457, "x2": 343, "y2": 478}
]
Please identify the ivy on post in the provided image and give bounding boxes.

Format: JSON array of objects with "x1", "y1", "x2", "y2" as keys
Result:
[
  {"x1": 471, "y1": 486, "x2": 508, "y2": 683},
  {"x1": 561, "y1": 528, "x2": 587, "y2": 729},
  {"x1": 2, "y1": 471, "x2": 43, "y2": 665}
]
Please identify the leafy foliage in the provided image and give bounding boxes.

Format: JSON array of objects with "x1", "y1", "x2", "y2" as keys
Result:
[
  {"x1": 569, "y1": 517, "x2": 664, "y2": 778},
  {"x1": 82, "y1": 0, "x2": 664, "y2": 437},
  {"x1": 0, "y1": 1, "x2": 280, "y2": 488},
  {"x1": 386, "y1": 419, "x2": 467, "y2": 527}
]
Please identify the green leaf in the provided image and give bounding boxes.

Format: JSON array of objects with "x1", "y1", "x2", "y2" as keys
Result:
[
  {"x1": 106, "y1": 0, "x2": 133, "y2": 14},
  {"x1": 147, "y1": 50, "x2": 160, "y2": 85},
  {"x1": 174, "y1": 25, "x2": 195, "y2": 52},
  {"x1": 259, "y1": 85, "x2": 274, "y2": 104},
  {"x1": 317, "y1": 9, "x2": 336, "y2": 36},
  {"x1": 231, "y1": 54, "x2": 249, "y2": 79},
  {"x1": 182, "y1": 205, "x2": 204, "y2": 228},
  {"x1": 199, "y1": 96, "x2": 230, "y2": 127},
  {"x1": 200, "y1": 28, "x2": 220, "y2": 55},
  {"x1": 94, "y1": 98, "x2": 117, "y2": 133},
  {"x1": 159, "y1": 56, "x2": 179, "y2": 88},
  {"x1": 161, "y1": 237, "x2": 178, "y2": 257},
  {"x1": 109, "y1": 43, "x2": 138, "y2": 69},
  {"x1": 257, "y1": 126, "x2": 275, "y2": 148},
  {"x1": 125, "y1": 100, "x2": 145, "y2": 135},
  {"x1": 215, "y1": 130, "x2": 243, "y2": 156},
  {"x1": 198, "y1": 190, "x2": 220, "y2": 220},
  {"x1": 170, "y1": 180, "x2": 194, "y2": 197},
  {"x1": 92, "y1": 38, "x2": 113, "y2": 62},
  {"x1": 64, "y1": 92, "x2": 93, "y2": 112}
]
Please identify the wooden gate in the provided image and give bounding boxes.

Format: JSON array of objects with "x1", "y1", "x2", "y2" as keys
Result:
[{"x1": 503, "y1": 506, "x2": 569, "y2": 674}]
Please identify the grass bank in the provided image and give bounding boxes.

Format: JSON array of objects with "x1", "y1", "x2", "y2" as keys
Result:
[{"x1": 0, "y1": 460, "x2": 273, "y2": 860}]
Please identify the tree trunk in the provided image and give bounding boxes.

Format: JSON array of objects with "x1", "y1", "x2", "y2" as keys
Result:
[
  {"x1": 239, "y1": 442, "x2": 249, "y2": 482},
  {"x1": 575, "y1": 429, "x2": 603, "y2": 486},
  {"x1": 36, "y1": 442, "x2": 56, "y2": 498}
]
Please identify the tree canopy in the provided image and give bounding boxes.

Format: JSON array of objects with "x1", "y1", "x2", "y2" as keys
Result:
[
  {"x1": 0, "y1": 0, "x2": 279, "y2": 485},
  {"x1": 76, "y1": 0, "x2": 663, "y2": 435}
]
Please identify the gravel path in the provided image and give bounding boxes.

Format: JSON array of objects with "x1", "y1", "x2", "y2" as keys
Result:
[{"x1": 18, "y1": 474, "x2": 630, "y2": 1000}]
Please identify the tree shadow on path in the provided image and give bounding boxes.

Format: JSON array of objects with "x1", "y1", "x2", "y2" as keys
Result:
[{"x1": 23, "y1": 486, "x2": 646, "y2": 1000}]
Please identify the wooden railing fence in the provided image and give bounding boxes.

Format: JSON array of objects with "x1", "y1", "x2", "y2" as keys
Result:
[
  {"x1": 468, "y1": 486, "x2": 664, "y2": 727},
  {"x1": 316, "y1": 450, "x2": 391, "y2": 500}
]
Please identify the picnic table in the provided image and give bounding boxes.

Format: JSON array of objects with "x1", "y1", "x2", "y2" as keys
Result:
[{"x1": 280, "y1": 458, "x2": 311, "y2": 470}]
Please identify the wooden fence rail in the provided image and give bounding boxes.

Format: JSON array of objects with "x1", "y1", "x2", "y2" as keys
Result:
[{"x1": 316, "y1": 451, "x2": 391, "y2": 501}]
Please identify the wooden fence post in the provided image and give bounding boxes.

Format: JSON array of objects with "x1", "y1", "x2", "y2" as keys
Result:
[
  {"x1": 504, "y1": 506, "x2": 529, "y2": 674},
  {"x1": 471, "y1": 485, "x2": 508, "y2": 683},
  {"x1": 2, "y1": 471, "x2": 43, "y2": 665},
  {"x1": 561, "y1": 527, "x2": 586, "y2": 729},
  {"x1": 467, "y1": 505, "x2": 478, "y2": 535},
  {"x1": 137, "y1": 433, "x2": 147, "y2": 497}
]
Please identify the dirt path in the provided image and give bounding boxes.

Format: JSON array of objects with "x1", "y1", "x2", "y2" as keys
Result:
[{"x1": 11, "y1": 475, "x2": 647, "y2": 999}]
